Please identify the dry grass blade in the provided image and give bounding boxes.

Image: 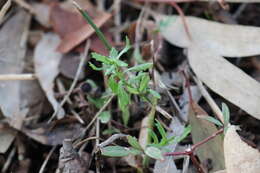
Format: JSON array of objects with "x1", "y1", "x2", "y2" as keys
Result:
[
  {"x1": 0, "y1": 74, "x2": 36, "y2": 80},
  {"x1": 0, "y1": 0, "x2": 11, "y2": 24}
]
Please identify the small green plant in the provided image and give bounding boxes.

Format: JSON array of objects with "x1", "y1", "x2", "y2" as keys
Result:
[
  {"x1": 100, "y1": 120, "x2": 191, "y2": 160},
  {"x1": 199, "y1": 102, "x2": 230, "y2": 132}
]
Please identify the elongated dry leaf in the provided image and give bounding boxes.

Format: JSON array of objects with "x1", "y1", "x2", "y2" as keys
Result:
[
  {"x1": 34, "y1": 33, "x2": 65, "y2": 119},
  {"x1": 224, "y1": 126, "x2": 260, "y2": 173},
  {"x1": 189, "y1": 102, "x2": 225, "y2": 172},
  {"x1": 214, "y1": 170, "x2": 226, "y2": 173},
  {"x1": 0, "y1": 10, "x2": 33, "y2": 129},
  {"x1": 158, "y1": 15, "x2": 260, "y2": 57},
  {"x1": 187, "y1": 44, "x2": 260, "y2": 120}
]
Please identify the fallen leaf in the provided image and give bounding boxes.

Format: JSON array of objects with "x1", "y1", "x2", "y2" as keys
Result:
[
  {"x1": 187, "y1": 44, "x2": 260, "y2": 120},
  {"x1": 49, "y1": 1, "x2": 112, "y2": 53},
  {"x1": 138, "y1": 0, "x2": 260, "y2": 3},
  {"x1": 189, "y1": 102, "x2": 225, "y2": 172},
  {"x1": 0, "y1": 126, "x2": 16, "y2": 153},
  {"x1": 224, "y1": 125, "x2": 260, "y2": 173},
  {"x1": 23, "y1": 118, "x2": 84, "y2": 146},
  {"x1": 214, "y1": 170, "x2": 226, "y2": 173},
  {"x1": 158, "y1": 15, "x2": 260, "y2": 57},
  {"x1": 0, "y1": 9, "x2": 32, "y2": 129},
  {"x1": 34, "y1": 33, "x2": 65, "y2": 119},
  {"x1": 59, "y1": 53, "x2": 85, "y2": 80}
]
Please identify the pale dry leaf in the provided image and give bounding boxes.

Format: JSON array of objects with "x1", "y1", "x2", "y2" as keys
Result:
[
  {"x1": 214, "y1": 170, "x2": 226, "y2": 173},
  {"x1": 34, "y1": 33, "x2": 65, "y2": 119},
  {"x1": 32, "y1": 3, "x2": 51, "y2": 28},
  {"x1": 0, "y1": 128, "x2": 16, "y2": 153},
  {"x1": 187, "y1": 44, "x2": 260, "y2": 120},
  {"x1": 140, "y1": 0, "x2": 260, "y2": 2},
  {"x1": 0, "y1": 10, "x2": 32, "y2": 129},
  {"x1": 0, "y1": 0, "x2": 11, "y2": 24},
  {"x1": 189, "y1": 102, "x2": 225, "y2": 172},
  {"x1": 158, "y1": 15, "x2": 260, "y2": 57},
  {"x1": 224, "y1": 125, "x2": 260, "y2": 173}
]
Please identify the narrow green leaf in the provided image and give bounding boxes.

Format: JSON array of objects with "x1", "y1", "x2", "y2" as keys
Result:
[
  {"x1": 127, "y1": 136, "x2": 143, "y2": 150},
  {"x1": 89, "y1": 62, "x2": 103, "y2": 71},
  {"x1": 222, "y1": 102, "x2": 230, "y2": 126},
  {"x1": 116, "y1": 37, "x2": 131, "y2": 59},
  {"x1": 175, "y1": 125, "x2": 191, "y2": 143},
  {"x1": 91, "y1": 53, "x2": 112, "y2": 64},
  {"x1": 99, "y1": 111, "x2": 111, "y2": 124},
  {"x1": 148, "y1": 89, "x2": 161, "y2": 99},
  {"x1": 126, "y1": 85, "x2": 139, "y2": 94},
  {"x1": 139, "y1": 74, "x2": 150, "y2": 93},
  {"x1": 155, "y1": 120, "x2": 167, "y2": 140},
  {"x1": 198, "y1": 116, "x2": 223, "y2": 127},
  {"x1": 118, "y1": 82, "x2": 130, "y2": 110},
  {"x1": 148, "y1": 129, "x2": 159, "y2": 144},
  {"x1": 126, "y1": 63, "x2": 153, "y2": 72},
  {"x1": 122, "y1": 108, "x2": 130, "y2": 126},
  {"x1": 104, "y1": 65, "x2": 115, "y2": 76},
  {"x1": 101, "y1": 146, "x2": 130, "y2": 157},
  {"x1": 108, "y1": 76, "x2": 118, "y2": 94},
  {"x1": 144, "y1": 146, "x2": 164, "y2": 160},
  {"x1": 112, "y1": 59, "x2": 128, "y2": 67}
]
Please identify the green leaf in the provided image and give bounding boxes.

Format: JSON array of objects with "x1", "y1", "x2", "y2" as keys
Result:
[
  {"x1": 126, "y1": 85, "x2": 139, "y2": 94},
  {"x1": 122, "y1": 108, "x2": 130, "y2": 126},
  {"x1": 129, "y1": 148, "x2": 142, "y2": 155},
  {"x1": 102, "y1": 128, "x2": 120, "y2": 135},
  {"x1": 175, "y1": 125, "x2": 191, "y2": 143},
  {"x1": 127, "y1": 136, "x2": 143, "y2": 150},
  {"x1": 112, "y1": 59, "x2": 128, "y2": 67},
  {"x1": 101, "y1": 146, "x2": 130, "y2": 157},
  {"x1": 155, "y1": 120, "x2": 167, "y2": 140},
  {"x1": 116, "y1": 37, "x2": 131, "y2": 59},
  {"x1": 109, "y1": 47, "x2": 118, "y2": 58},
  {"x1": 104, "y1": 65, "x2": 115, "y2": 76},
  {"x1": 118, "y1": 82, "x2": 130, "y2": 110},
  {"x1": 148, "y1": 129, "x2": 159, "y2": 144},
  {"x1": 198, "y1": 116, "x2": 223, "y2": 127},
  {"x1": 99, "y1": 111, "x2": 111, "y2": 124},
  {"x1": 144, "y1": 146, "x2": 164, "y2": 160},
  {"x1": 139, "y1": 74, "x2": 150, "y2": 93},
  {"x1": 126, "y1": 63, "x2": 153, "y2": 72},
  {"x1": 91, "y1": 53, "x2": 112, "y2": 64},
  {"x1": 87, "y1": 96, "x2": 105, "y2": 109},
  {"x1": 148, "y1": 89, "x2": 161, "y2": 99},
  {"x1": 108, "y1": 76, "x2": 118, "y2": 94},
  {"x1": 222, "y1": 102, "x2": 230, "y2": 126},
  {"x1": 89, "y1": 62, "x2": 104, "y2": 71}
]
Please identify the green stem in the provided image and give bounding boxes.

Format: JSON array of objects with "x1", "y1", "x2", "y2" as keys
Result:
[{"x1": 73, "y1": 1, "x2": 112, "y2": 51}]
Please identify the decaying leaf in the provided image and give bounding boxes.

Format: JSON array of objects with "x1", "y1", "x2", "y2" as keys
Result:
[
  {"x1": 32, "y1": 3, "x2": 51, "y2": 28},
  {"x1": 187, "y1": 44, "x2": 260, "y2": 120},
  {"x1": 34, "y1": 33, "x2": 65, "y2": 119},
  {"x1": 224, "y1": 125, "x2": 260, "y2": 173},
  {"x1": 189, "y1": 102, "x2": 225, "y2": 172},
  {"x1": 158, "y1": 15, "x2": 260, "y2": 57},
  {"x1": 0, "y1": 126, "x2": 16, "y2": 153},
  {"x1": 23, "y1": 118, "x2": 84, "y2": 146},
  {"x1": 214, "y1": 170, "x2": 226, "y2": 173},
  {"x1": 0, "y1": 10, "x2": 32, "y2": 129},
  {"x1": 139, "y1": 0, "x2": 260, "y2": 3}
]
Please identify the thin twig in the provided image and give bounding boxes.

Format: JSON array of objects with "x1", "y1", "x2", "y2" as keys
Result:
[
  {"x1": 0, "y1": 0, "x2": 11, "y2": 24},
  {"x1": 48, "y1": 41, "x2": 91, "y2": 123},
  {"x1": 0, "y1": 74, "x2": 36, "y2": 80},
  {"x1": 98, "y1": 133, "x2": 127, "y2": 148},
  {"x1": 83, "y1": 95, "x2": 115, "y2": 133},
  {"x1": 74, "y1": 136, "x2": 99, "y2": 149},
  {"x1": 193, "y1": 76, "x2": 224, "y2": 123},
  {"x1": 39, "y1": 146, "x2": 57, "y2": 173},
  {"x1": 113, "y1": 0, "x2": 121, "y2": 44},
  {"x1": 1, "y1": 147, "x2": 16, "y2": 173}
]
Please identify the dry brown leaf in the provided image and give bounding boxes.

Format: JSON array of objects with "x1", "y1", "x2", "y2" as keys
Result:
[
  {"x1": 189, "y1": 102, "x2": 225, "y2": 172},
  {"x1": 32, "y1": 3, "x2": 51, "y2": 27},
  {"x1": 224, "y1": 125, "x2": 260, "y2": 173},
  {"x1": 187, "y1": 44, "x2": 260, "y2": 120},
  {"x1": 49, "y1": 2, "x2": 112, "y2": 53},
  {"x1": 34, "y1": 33, "x2": 65, "y2": 119},
  {"x1": 139, "y1": 0, "x2": 260, "y2": 3},
  {"x1": 158, "y1": 15, "x2": 260, "y2": 57},
  {"x1": 0, "y1": 127, "x2": 16, "y2": 153}
]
